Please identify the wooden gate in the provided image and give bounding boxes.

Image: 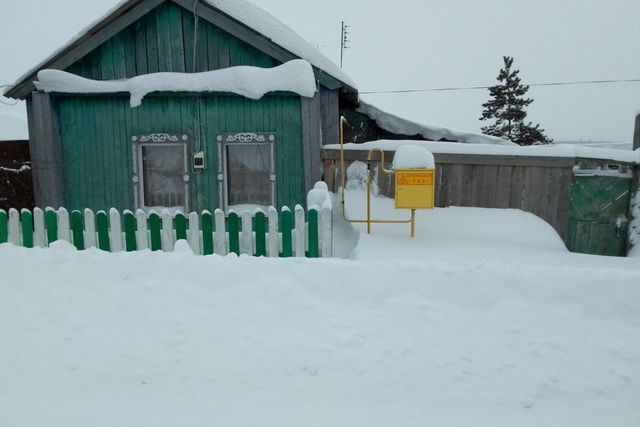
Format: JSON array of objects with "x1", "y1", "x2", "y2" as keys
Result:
[{"x1": 567, "y1": 174, "x2": 632, "y2": 256}]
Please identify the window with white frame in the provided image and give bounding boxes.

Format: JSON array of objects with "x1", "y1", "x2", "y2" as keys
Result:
[
  {"x1": 217, "y1": 133, "x2": 276, "y2": 211},
  {"x1": 131, "y1": 133, "x2": 189, "y2": 212}
]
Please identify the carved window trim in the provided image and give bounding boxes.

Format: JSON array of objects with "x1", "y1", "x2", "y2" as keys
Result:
[
  {"x1": 131, "y1": 133, "x2": 190, "y2": 212},
  {"x1": 216, "y1": 133, "x2": 277, "y2": 210}
]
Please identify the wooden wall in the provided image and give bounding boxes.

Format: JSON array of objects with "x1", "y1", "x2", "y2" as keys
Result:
[
  {"x1": 65, "y1": 1, "x2": 277, "y2": 79},
  {"x1": 322, "y1": 150, "x2": 575, "y2": 240},
  {"x1": 57, "y1": 94, "x2": 304, "y2": 213}
]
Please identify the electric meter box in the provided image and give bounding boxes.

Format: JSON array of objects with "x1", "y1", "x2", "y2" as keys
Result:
[
  {"x1": 192, "y1": 151, "x2": 206, "y2": 170},
  {"x1": 394, "y1": 169, "x2": 435, "y2": 209}
]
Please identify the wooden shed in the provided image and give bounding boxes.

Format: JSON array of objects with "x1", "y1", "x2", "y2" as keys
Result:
[{"x1": 5, "y1": 0, "x2": 357, "y2": 213}]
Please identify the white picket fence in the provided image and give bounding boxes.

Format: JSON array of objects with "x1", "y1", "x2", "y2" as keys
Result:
[{"x1": 0, "y1": 204, "x2": 333, "y2": 258}]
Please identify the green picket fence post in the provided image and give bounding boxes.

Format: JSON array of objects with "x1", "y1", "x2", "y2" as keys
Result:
[
  {"x1": 148, "y1": 212, "x2": 162, "y2": 251},
  {"x1": 202, "y1": 211, "x2": 214, "y2": 256},
  {"x1": 123, "y1": 211, "x2": 137, "y2": 252},
  {"x1": 70, "y1": 210, "x2": 85, "y2": 250},
  {"x1": 280, "y1": 207, "x2": 293, "y2": 258},
  {"x1": 0, "y1": 209, "x2": 7, "y2": 244},
  {"x1": 307, "y1": 208, "x2": 319, "y2": 258},
  {"x1": 254, "y1": 210, "x2": 267, "y2": 257},
  {"x1": 227, "y1": 212, "x2": 240, "y2": 255},
  {"x1": 175, "y1": 212, "x2": 187, "y2": 241},
  {"x1": 45, "y1": 208, "x2": 58, "y2": 245},
  {"x1": 96, "y1": 211, "x2": 110, "y2": 251},
  {"x1": 19, "y1": 210, "x2": 33, "y2": 248}
]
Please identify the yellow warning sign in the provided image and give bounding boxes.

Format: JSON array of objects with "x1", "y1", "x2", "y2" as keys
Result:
[
  {"x1": 395, "y1": 169, "x2": 435, "y2": 210},
  {"x1": 397, "y1": 173, "x2": 433, "y2": 186}
]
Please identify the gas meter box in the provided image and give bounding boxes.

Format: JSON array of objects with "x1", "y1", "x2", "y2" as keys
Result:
[{"x1": 395, "y1": 169, "x2": 435, "y2": 210}]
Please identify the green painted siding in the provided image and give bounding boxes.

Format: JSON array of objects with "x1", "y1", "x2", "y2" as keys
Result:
[
  {"x1": 55, "y1": 1, "x2": 310, "y2": 212},
  {"x1": 66, "y1": 1, "x2": 278, "y2": 79},
  {"x1": 567, "y1": 175, "x2": 632, "y2": 256},
  {"x1": 57, "y1": 94, "x2": 304, "y2": 212}
]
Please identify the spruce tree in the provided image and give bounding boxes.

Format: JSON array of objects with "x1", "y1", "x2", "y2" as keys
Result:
[{"x1": 480, "y1": 56, "x2": 552, "y2": 145}]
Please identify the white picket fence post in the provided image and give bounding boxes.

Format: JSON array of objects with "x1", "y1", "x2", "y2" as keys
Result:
[
  {"x1": 267, "y1": 206, "x2": 279, "y2": 258},
  {"x1": 135, "y1": 209, "x2": 148, "y2": 250},
  {"x1": 8, "y1": 208, "x2": 20, "y2": 246},
  {"x1": 33, "y1": 208, "x2": 46, "y2": 248},
  {"x1": 161, "y1": 210, "x2": 174, "y2": 252},
  {"x1": 294, "y1": 205, "x2": 305, "y2": 257},
  {"x1": 241, "y1": 211, "x2": 253, "y2": 255},
  {"x1": 84, "y1": 208, "x2": 96, "y2": 249},
  {"x1": 57, "y1": 208, "x2": 71, "y2": 243},
  {"x1": 187, "y1": 212, "x2": 201, "y2": 255},
  {"x1": 214, "y1": 209, "x2": 227, "y2": 256},
  {"x1": 109, "y1": 208, "x2": 123, "y2": 252}
]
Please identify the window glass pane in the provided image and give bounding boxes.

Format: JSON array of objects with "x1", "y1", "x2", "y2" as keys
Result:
[
  {"x1": 227, "y1": 144, "x2": 271, "y2": 207},
  {"x1": 142, "y1": 145, "x2": 185, "y2": 208}
]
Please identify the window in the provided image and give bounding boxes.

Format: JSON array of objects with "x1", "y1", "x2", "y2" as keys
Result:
[
  {"x1": 217, "y1": 133, "x2": 276, "y2": 211},
  {"x1": 132, "y1": 134, "x2": 189, "y2": 212}
]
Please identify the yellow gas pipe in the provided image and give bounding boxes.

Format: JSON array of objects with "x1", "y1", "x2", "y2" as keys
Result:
[{"x1": 339, "y1": 116, "x2": 416, "y2": 237}]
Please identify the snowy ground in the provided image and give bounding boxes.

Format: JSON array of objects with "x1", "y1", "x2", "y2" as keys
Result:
[{"x1": 1, "y1": 191, "x2": 639, "y2": 427}]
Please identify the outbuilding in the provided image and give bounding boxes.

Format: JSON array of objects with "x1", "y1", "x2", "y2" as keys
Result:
[{"x1": 5, "y1": 0, "x2": 357, "y2": 213}]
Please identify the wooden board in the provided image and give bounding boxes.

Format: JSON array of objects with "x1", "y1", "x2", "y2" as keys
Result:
[{"x1": 320, "y1": 153, "x2": 577, "y2": 244}]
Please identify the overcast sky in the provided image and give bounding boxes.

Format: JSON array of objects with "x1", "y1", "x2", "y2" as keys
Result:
[{"x1": 1, "y1": 0, "x2": 639, "y2": 143}]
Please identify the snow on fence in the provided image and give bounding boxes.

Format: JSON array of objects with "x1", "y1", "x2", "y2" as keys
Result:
[{"x1": 0, "y1": 205, "x2": 333, "y2": 258}]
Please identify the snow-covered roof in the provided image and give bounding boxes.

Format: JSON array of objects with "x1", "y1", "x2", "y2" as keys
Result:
[
  {"x1": 35, "y1": 60, "x2": 317, "y2": 107},
  {"x1": 325, "y1": 139, "x2": 640, "y2": 164},
  {"x1": 4, "y1": 0, "x2": 356, "y2": 99},
  {"x1": 205, "y1": 0, "x2": 355, "y2": 88},
  {"x1": 357, "y1": 100, "x2": 514, "y2": 146}
]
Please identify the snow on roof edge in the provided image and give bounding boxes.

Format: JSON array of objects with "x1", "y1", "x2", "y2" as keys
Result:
[
  {"x1": 357, "y1": 100, "x2": 514, "y2": 146},
  {"x1": 34, "y1": 60, "x2": 317, "y2": 107},
  {"x1": 5, "y1": 0, "x2": 356, "y2": 98}
]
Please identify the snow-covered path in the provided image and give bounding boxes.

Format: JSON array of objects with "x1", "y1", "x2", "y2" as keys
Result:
[{"x1": 1, "y1": 196, "x2": 639, "y2": 426}]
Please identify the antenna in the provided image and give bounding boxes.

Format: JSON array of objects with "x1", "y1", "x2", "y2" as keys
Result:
[{"x1": 340, "y1": 21, "x2": 351, "y2": 68}]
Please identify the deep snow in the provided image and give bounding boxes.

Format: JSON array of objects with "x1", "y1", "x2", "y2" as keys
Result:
[{"x1": 1, "y1": 193, "x2": 639, "y2": 427}]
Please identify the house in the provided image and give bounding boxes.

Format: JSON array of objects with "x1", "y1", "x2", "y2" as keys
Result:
[{"x1": 4, "y1": 0, "x2": 357, "y2": 213}]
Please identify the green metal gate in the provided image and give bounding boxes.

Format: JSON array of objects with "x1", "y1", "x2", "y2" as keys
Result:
[{"x1": 567, "y1": 174, "x2": 632, "y2": 256}]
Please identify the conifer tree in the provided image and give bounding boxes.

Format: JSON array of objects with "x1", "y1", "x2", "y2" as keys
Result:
[{"x1": 480, "y1": 56, "x2": 552, "y2": 145}]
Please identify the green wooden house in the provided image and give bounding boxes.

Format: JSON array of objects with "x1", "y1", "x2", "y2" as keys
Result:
[{"x1": 5, "y1": 0, "x2": 357, "y2": 213}]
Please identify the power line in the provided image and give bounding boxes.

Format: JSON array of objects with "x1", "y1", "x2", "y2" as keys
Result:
[
  {"x1": 360, "y1": 78, "x2": 640, "y2": 95},
  {"x1": 0, "y1": 84, "x2": 19, "y2": 105}
]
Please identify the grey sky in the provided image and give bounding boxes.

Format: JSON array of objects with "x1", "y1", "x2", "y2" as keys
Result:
[{"x1": 1, "y1": 0, "x2": 639, "y2": 142}]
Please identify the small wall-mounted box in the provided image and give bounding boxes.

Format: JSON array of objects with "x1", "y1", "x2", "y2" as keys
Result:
[{"x1": 193, "y1": 151, "x2": 205, "y2": 170}]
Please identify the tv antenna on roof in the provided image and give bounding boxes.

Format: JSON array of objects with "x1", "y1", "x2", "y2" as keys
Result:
[{"x1": 340, "y1": 21, "x2": 351, "y2": 68}]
